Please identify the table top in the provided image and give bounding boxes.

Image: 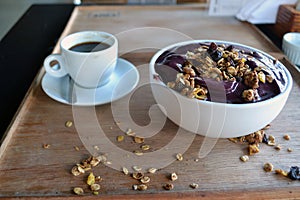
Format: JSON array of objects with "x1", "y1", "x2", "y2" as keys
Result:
[{"x1": 1, "y1": 4, "x2": 300, "y2": 199}]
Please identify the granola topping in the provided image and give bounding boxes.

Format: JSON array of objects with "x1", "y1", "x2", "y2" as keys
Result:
[{"x1": 155, "y1": 42, "x2": 287, "y2": 104}]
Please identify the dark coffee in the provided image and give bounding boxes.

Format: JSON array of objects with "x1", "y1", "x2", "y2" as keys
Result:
[{"x1": 69, "y1": 41, "x2": 110, "y2": 52}]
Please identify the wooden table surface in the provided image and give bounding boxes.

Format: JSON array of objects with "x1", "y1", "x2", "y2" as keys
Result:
[{"x1": 1, "y1": 5, "x2": 300, "y2": 199}]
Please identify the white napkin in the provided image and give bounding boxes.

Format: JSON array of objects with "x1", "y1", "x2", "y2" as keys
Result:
[{"x1": 236, "y1": 0, "x2": 297, "y2": 24}]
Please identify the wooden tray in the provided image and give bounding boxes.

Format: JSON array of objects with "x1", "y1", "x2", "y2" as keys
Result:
[{"x1": 1, "y1": 5, "x2": 300, "y2": 199}]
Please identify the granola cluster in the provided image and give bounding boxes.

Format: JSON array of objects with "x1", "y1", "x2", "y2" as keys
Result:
[{"x1": 158, "y1": 42, "x2": 280, "y2": 103}]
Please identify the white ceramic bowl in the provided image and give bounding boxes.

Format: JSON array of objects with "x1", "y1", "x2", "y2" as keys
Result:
[
  {"x1": 283, "y1": 32, "x2": 300, "y2": 66},
  {"x1": 150, "y1": 40, "x2": 293, "y2": 138}
]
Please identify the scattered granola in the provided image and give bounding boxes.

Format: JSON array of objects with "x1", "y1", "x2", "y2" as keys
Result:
[
  {"x1": 268, "y1": 135, "x2": 276, "y2": 146},
  {"x1": 283, "y1": 134, "x2": 291, "y2": 140},
  {"x1": 287, "y1": 148, "x2": 293, "y2": 152},
  {"x1": 263, "y1": 163, "x2": 274, "y2": 172},
  {"x1": 274, "y1": 144, "x2": 282, "y2": 151},
  {"x1": 122, "y1": 167, "x2": 129, "y2": 175},
  {"x1": 176, "y1": 153, "x2": 184, "y2": 161},
  {"x1": 148, "y1": 168, "x2": 157, "y2": 174},
  {"x1": 170, "y1": 172, "x2": 178, "y2": 181},
  {"x1": 275, "y1": 169, "x2": 288, "y2": 177},
  {"x1": 141, "y1": 144, "x2": 150, "y2": 151},
  {"x1": 74, "y1": 146, "x2": 80, "y2": 151},
  {"x1": 126, "y1": 128, "x2": 135, "y2": 136},
  {"x1": 90, "y1": 183, "x2": 101, "y2": 191},
  {"x1": 163, "y1": 183, "x2": 174, "y2": 190},
  {"x1": 134, "y1": 136, "x2": 145, "y2": 144},
  {"x1": 117, "y1": 135, "x2": 124, "y2": 142},
  {"x1": 248, "y1": 144, "x2": 260, "y2": 155},
  {"x1": 132, "y1": 166, "x2": 142, "y2": 172},
  {"x1": 87, "y1": 172, "x2": 95, "y2": 186},
  {"x1": 43, "y1": 144, "x2": 50, "y2": 149},
  {"x1": 140, "y1": 176, "x2": 151, "y2": 184},
  {"x1": 65, "y1": 120, "x2": 73, "y2": 128},
  {"x1": 132, "y1": 172, "x2": 144, "y2": 180},
  {"x1": 240, "y1": 155, "x2": 249, "y2": 162},
  {"x1": 190, "y1": 183, "x2": 199, "y2": 189},
  {"x1": 73, "y1": 187, "x2": 84, "y2": 195},
  {"x1": 133, "y1": 184, "x2": 147, "y2": 191}
]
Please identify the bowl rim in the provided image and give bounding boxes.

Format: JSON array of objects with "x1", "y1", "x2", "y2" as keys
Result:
[{"x1": 149, "y1": 40, "x2": 293, "y2": 108}]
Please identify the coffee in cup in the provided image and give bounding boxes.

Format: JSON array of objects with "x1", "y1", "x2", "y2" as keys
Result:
[{"x1": 43, "y1": 31, "x2": 118, "y2": 88}]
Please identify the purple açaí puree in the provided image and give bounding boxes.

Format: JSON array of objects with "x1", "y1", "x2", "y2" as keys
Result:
[{"x1": 154, "y1": 42, "x2": 287, "y2": 104}]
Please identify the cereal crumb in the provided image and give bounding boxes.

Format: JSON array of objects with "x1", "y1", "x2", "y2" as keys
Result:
[
  {"x1": 287, "y1": 148, "x2": 293, "y2": 152},
  {"x1": 74, "y1": 146, "x2": 80, "y2": 151}
]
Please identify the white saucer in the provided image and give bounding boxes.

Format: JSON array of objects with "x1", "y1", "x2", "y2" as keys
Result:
[{"x1": 41, "y1": 58, "x2": 139, "y2": 106}]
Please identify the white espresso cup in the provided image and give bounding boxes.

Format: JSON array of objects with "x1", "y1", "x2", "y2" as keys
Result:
[{"x1": 44, "y1": 31, "x2": 118, "y2": 88}]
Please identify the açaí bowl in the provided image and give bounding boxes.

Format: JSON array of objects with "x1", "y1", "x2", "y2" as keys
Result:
[{"x1": 149, "y1": 40, "x2": 293, "y2": 138}]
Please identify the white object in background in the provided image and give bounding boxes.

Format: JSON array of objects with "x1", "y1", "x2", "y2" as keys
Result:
[
  {"x1": 283, "y1": 32, "x2": 300, "y2": 66},
  {"x1": 296, "y1": 0, "x2": 300, "y2": 10},
  {"x1": 209, "y1": 0, "x2": 249, "y2": 16},
  {"x1": 236, "y1": 0, "x2": 297, "y2": 24},
  {"x1": 73, "y1": 0, "x2": 81, "y2": 5}
]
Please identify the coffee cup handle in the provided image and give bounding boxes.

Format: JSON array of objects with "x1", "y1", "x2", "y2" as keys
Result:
[{"x1": 44, "y1": 54, "x2": 68, "y2": 78}]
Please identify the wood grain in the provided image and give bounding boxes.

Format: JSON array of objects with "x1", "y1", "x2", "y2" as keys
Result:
[{"x1": 1, "y1": 5, "x2": 300, "y2": 199}]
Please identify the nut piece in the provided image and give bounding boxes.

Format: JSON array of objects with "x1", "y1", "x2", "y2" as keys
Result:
[
  {"x1": 163, "y1": 183, "x2": 174, "y2": 190},
  {"x1": 176, "y1": 153, "x2": 183, "y2": 161},
  {"x1": 190, "y1": 183, "x2": 199, "y2": 189},
  {"x1": 65, "y1": 120, "x2": 73, "y2": 127},
  {"x1": 90, "y1": 183, "x2": 101, "y2": 191},
  {"x1": 287, "y1": 148, "x2": 293, "y2": 152},
  {"x1": 240, "y1": 155, "x2": 249, "y2": 162},
  {"x1": 263, "y1": 163, "x2": 274, "y2": 172},
  {"x1": 170, "y1": 172, "x2": 178, "y2": 181},
  {"x1": 73, "y1": 187, "x2": 84, "y2": 195},
  {"x1": 283, "y1": 134, "x2": 290, "y2": 140}
]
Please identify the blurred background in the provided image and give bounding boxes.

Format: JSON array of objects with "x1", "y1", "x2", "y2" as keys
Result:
[{"x1": 0, "y1": 0, "x2": 73, "y2": 40}]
